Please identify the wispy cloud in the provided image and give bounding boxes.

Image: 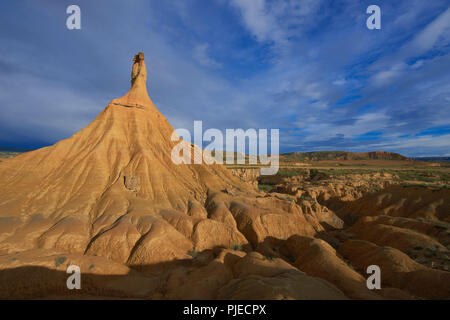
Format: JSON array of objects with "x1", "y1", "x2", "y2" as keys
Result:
[
  {"x1": 0, "y1": 0, "x2": 449, "y2": 156},
  {"x1": 228, "y1": 0, "x2": 322, "y2": 47},
  {"x1": 193, "y1": 43, "x2": 222, "y2": 68},
  {"x1": 229, "y1": 0, "x2": 282, "y2": 43}
]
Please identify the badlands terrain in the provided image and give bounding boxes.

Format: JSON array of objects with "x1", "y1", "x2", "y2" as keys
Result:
[{"x1": 0, "y1": 54, "x2": 449, "y2": 299}]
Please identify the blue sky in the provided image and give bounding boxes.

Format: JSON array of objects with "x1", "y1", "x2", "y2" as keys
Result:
[{"x1": 0, "y1": 0, "x2": 449, "y2": 156}]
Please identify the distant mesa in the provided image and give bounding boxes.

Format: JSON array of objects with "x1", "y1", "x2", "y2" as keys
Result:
[{"x1": 283, "y1": 151, "x2": 409, "y2": 161}]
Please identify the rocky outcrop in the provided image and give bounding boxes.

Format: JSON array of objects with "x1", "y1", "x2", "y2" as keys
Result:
[
  {"x1": 347, "y1": 218, "x2": 447, "y2": 253},
  {"x1": 336, "y1": 184, "x2": 450, "y2": 222},
  {"x1": 1, "y1": 52, "x2": 448, "y2": 300},
  {"x1": 0, "y1": 53, "x2": 340, "y2": 299},
  {"x1": 281, "y1": 235, "x2": 381, "y2": 299},
  {"x1": 229, "y1": 168, "x2": 260, "y2": 188},
  {"x1": 339, "y1": 240, "x2": 450, "y2": 299}
]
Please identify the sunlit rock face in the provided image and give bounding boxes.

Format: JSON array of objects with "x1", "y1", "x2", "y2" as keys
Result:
[{"x1": 0, "y1": 54, "x2": 448, "y2": 300}]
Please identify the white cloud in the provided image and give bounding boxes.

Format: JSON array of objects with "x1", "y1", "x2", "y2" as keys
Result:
[
  {"x1": 299, "y1": 112, "x2": 390, "y2": 142},
  {"x1": 366, "y1": 134, "x2": 450, "y2": 156},
  {"x1": 228, "y1": 0, "x2": 322, "y2": 46},
  {"x1": 411, "y1": 60, "x2": 424, "y2": 69},
  {"x1": 192, "y1": 44, "x2": 222, "y2": 68},
  {"x1": 412, "y1": 8, "x2": 450, "y2": 51},
  {"x1": 369, "y1": 8, "x2": 450, "y2": 86},
  {"x1": 0, "y1": 72, "x2": 102, "y2": 143},
  {"x1": 1, "y1": 0, "x2": 448, "y2": 157},
  {"x1": 230, "y1": 0, "x2": 281, "y2": 43},
  {"x1": 333, "y1": 78, "x2": 347, "y2": 86},
  {"x1": 371, "y1": 63, "x2": 407, "y2": 86}
]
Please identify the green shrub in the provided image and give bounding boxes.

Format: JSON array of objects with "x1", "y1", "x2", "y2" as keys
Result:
[
  {"x1": 231, "y1": 244, "x2": 244, "y2": 251},
  {"x1": 54, "y1": 256, "x2": 67, "y2": 268},
  {"x1": 188, "y1": 250, "x2": 199, "y2": 258},
  {"x1": 258, "y1": 184, "x2": 273, "y2": 192},
  {"x1": 277, "y1": 169, "x2": 298, "y2": 177},
  {"x1": 299, "y1": 195, "x2": 315, "y2": 202}
]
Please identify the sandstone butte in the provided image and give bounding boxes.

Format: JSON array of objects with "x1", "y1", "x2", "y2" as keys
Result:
[{"x1": 0, "y1": 53, "x2": 448, "y2": 300}]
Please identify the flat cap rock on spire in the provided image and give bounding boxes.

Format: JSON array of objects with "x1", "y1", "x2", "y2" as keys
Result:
[{"x1": 111, "y1": 52, "x2": 153, "y2": 109}]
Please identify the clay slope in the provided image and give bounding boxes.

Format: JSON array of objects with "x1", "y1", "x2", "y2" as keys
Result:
[
  {"x1": 5, "y1": 53, "x2": 445, "y2": 300},
  {"x1": 0, "y1": 53, "x2": 346, "y2": 301},
  {"x1": 335, "y1": 184, "x2": 450, "y2": 222},
  {"x1": 0, "y1": 96, "x2": 241, "y2": 218},
  {"x1": 0, "y1": 53, "x2": 252, "y2": 256}
]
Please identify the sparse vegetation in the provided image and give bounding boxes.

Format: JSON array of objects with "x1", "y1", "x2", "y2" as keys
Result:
[
  {"x1": 277, "y1": 169, "x2": 299, "y2": 177},
  {"x1": 231, "y1": 244, "x2": 244, "y2": 251},
  {"x1": 298, "y1": 195, "x2": 315, "y2": 202},
  {"x1": 258, "y1": 184, "x2": 273, "y2": 192},
  {"x1": 0, "y1": 151, "x2": 22, "y2": 158},
  {"x1": 262, "y1": 256, "x2": 275, "y2": 262},
  {"x1": 54, "y1": 256, "x2": 67, "y2": 268},
  {"x1": 187, "y1": 250, "x2": 199, "y2": 258}
]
